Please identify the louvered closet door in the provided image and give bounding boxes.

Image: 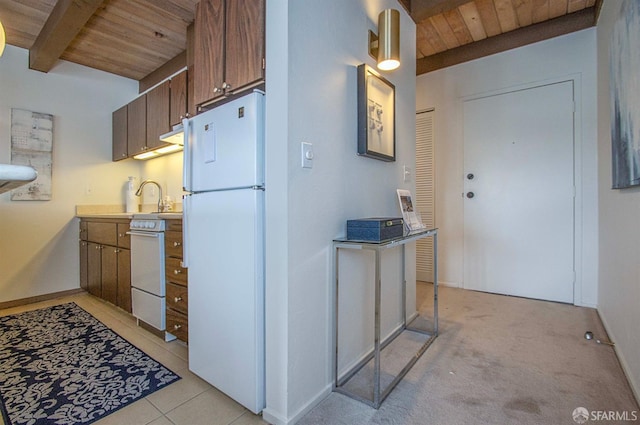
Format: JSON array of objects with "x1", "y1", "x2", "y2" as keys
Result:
[{"x1": 416, "y1": 109, "x2": 435, "y2": 282}]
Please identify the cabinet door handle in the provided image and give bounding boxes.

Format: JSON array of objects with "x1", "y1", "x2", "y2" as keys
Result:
[
  {"x1": 173, "y1": 241, "x2": 181, "y2": 247},
  {"x1": 213, "y1": 86, "x2": 222, "y2": 93},
  {"x1": 174, "y1": 269, "x2": 182, "y2": 275},
  {"x1": 174, "y1": 296, "x2": 182, "y2": 303},
  {"x1": 222, "y1": 82, "x2": 231, "y2": 90},
  {"x1": 173, "y1": 324, "x2": 182, "y2": 330}
]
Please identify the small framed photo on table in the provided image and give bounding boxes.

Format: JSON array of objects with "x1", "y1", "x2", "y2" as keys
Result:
[{"x1": 357, "y1": 64, "x2": 395, "y2": 162}]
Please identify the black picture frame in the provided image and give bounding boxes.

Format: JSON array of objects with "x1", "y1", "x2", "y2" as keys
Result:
[{"x1": 357, "y1": 64, "x2": 396, "y2": 162}]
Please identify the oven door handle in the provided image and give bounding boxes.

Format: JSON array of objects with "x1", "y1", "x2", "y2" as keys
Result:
[{"x1": 126, "y1": 231, "x2": 162, "y2": 238}]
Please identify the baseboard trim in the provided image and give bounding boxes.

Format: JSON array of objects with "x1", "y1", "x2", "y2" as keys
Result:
[
  {"x1": 0, "y1": 289, "x2": 86, "y2": 310},
  {"x1": 598, "y1": 308, "x2": 640, "y2": 406},
  {"x1": 263, "y1": 383, "x2": 333, "y2": 425}
]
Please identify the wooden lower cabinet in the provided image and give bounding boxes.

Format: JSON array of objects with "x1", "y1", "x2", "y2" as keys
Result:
[
  {"x1": 165, "y1": 219, "x2": 188, "y2": 342},
  {"x1": 166, "y1": 308, "x2": 189, "y2": 342},
  {"x1": 117, "y1": 248, "x2": 132, "y2": 313},
  {"x1": 80, "y1": 219, "x2": 132, "y2": 313}
]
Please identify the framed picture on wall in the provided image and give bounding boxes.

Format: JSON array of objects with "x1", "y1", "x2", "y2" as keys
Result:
[
  {"x1": 357, "y1": 64, "x2": 396, "y2": 162},
  {"x1": 610, "y1": 0, "x2": 640, "y2": 189}
]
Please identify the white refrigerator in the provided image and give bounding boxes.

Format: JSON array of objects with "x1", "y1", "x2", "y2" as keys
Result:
[{"x1": 182, "y1": 91, "x2": 265, "y2": 414}]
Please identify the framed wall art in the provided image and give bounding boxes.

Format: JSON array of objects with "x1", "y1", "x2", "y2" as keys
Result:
[
  {"x1": 357, "y1": 64, "x2": 395, "y2": 162},
  {"x1": 610, "y1": 0, "x2": 640, "y2": 189}
]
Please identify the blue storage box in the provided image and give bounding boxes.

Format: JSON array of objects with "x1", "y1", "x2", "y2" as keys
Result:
[{"x1": 347, "y1": 217, "x2": 404, "y2": 242}]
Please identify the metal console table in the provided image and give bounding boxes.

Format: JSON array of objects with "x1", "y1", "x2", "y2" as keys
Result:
[{"x1": 333, "y1": 228, "x2": 438, "y2": 408}]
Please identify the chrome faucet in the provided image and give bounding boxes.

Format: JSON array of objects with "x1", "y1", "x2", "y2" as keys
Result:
[{"x1": 135, "y1": 179, "x2": 165, "y2": 212}]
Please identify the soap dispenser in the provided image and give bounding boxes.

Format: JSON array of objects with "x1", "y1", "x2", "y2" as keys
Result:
[{"x1": 125, "y1": 176, "x2": 139, "y2": 213}]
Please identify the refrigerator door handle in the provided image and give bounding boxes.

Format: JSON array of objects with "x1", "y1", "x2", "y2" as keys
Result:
[
  {"x1": 182, "y1": 116, "x2": 192, "y2": 192},
  {"x1": 181, "y1": 193, "x2": 191, "y2": 268}
]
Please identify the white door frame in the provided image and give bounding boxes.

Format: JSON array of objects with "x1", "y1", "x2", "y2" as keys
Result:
[{"x1": 460, "y1": 74, "x2": 583, "y2": 305}]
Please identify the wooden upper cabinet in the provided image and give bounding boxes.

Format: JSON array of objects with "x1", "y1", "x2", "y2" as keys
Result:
[
  {"x1": 193, "y1": 0, "x2": 265, "y2": 109},
  {"x1": 112, "y1": 105, "x2": 128, "y2": 161},
  {"x1": 146, "y1": 80, "x2": 171, "y2": 150},
  {"x1": 225, "y1": 0, "x2": 265, "y2": 94},
  {"x1": 170, "y1": 70, "x2": 188, "y2": 126},
  {"x1": 127, "y1": 95, "x2": 147, "y2": 155},
  {"x1": 194, "y1": 0, "x2": 225, "y2": 107}
]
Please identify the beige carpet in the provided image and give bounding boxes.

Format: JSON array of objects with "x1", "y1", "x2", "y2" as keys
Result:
[{"x1": 300, "y1": 283, "x2": 639, "y2": 424}]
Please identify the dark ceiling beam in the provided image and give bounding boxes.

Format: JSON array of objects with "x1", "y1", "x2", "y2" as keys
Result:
[
  {"x1": 410, "y1": 0, "x2": 471, "y2": 23},
  {"x1": 138, "y1": 50, "x2": 187, "y2": 93},
  {"x1": 593, "y1": 0, "x2": 604, "y2": 24},
  {"x1": 29, "y1": 0, "x2": 105, "y2": 73},
  {"x1": 417, "y1": 7, "x2": 596, "y2": 75}
]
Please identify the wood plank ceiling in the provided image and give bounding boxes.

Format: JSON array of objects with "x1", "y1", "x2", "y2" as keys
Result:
[
  {"x1": 406, "y1": 0, "x2": 602, "y2": 74},
  {"x1": 0, "y1": 0, "x2": 602, "y2": 83},
  {"x1": 0, "y1": 0, "x2": 198, "y2": 80}
]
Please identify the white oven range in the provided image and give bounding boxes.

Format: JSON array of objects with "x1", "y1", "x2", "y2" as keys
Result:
[{"x1": 128, "y1": 217, "x2": 175, "y2": 341}]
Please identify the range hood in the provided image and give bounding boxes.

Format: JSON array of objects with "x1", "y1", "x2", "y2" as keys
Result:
[
  {"x1": 159, "y1": 125, "x2": 185, "y2": 145},
  {"x1": 134, "y1": 124, "x2": 184, "y2": 160}
]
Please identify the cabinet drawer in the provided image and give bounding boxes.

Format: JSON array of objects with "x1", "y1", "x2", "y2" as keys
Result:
[
  {"x1": 165, "y1": 231, "x2": 183, "y2": 257},
  {"x1": 87, "y1": 222, "x2": 117, "y2": 245},
  {"x1": 166, "y1": 257, "x2": 188, "y2": 286},
  {"x1": 166, "y1": 308, "x2": 188, "y2": 342},
  {"x1": 166, "y1": 219, "x2": 182, "y2": 232},
  {"x1": 166, "y1": 282, "x2": 188, "y2": 314},
  {"x1": 117, "y1": 223, "x2": 130, "y2": 249}
]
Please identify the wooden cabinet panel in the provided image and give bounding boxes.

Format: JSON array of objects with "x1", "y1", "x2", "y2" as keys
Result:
[
  {"x1": 112, "y1": 105, "x2": 128, "y2": 161},
  {"x1": 166, "y1": 257, "x2": 188, "y2": 286},
  {"x1": 79, "y1": 240, "x2": 88, "y2": 290},
  {"x1": 166, "y1": 282, "x2": 188, "y2": 315},
  {"x1": 194, "y1": 0, "x2": 225, "y2": 106},
  {"x1": 225, "y1": 0, "x2": 265, "y2": 93},
  {"x1": 87, "y1": 242, "x2": 102, "y2": 297},
  {"x1": 170, "y1": 70, "x2": 188, "y2": 126},
  {"x1": 165, "y1": 230, "x2": 183, "y2": 258},
  {"x1": 146, "y1": 80, "x2": 171, "y2": 150},
  {"x1": 117, "y1": 248, "x2": 131, "y2": 313},
  {"x1": 117, "y1": 223, "x2": 130, "y2": 249},
  {"x1": 101, "y1": 246, "x2": 118, "y2": 305},
  {"x1": 79, "y1": 220, "x2": 88, "y2": 241},
  {"x1": 87, "y1": 222, "x2": 117, "y2": 246},
  {"x1": 128, "y1": 95, "x2": 147, "y2": 155},
  {"x1": 166, "y1": 308, "x2": 188, "y2": 342}
]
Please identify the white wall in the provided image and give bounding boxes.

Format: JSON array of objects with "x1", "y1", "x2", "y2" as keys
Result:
[
  {"x1": 416, "y1": 29, "x2": 599, "y2": 307},
  {"x1": 0, "y1": 45, "x2": 139, "y2": 302},
  {"x1": 264, "y1": 1, "x2": 416, "y2": 423},
  {"x1": 596, "y1": 0, "x2": 640, "y2": 400}
]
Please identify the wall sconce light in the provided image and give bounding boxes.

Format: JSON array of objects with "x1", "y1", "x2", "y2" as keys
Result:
[
  {"x1": 368, "y1": 9, "x2": 400, "y2": 71},
  {"x1": 0, "y1": 20, "x2": 6, "y2": 57}
]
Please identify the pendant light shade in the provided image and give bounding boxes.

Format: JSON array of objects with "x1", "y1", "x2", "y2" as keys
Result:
[
  {"x1": 368, "y1": 9, "x2": 400, "y2": 71},
  {"x1": 377, "y1": 9, "x2": 400, "y2": 70},
  {"x1": 0, "y1": 20, "x2": 6, "y2": 57}
]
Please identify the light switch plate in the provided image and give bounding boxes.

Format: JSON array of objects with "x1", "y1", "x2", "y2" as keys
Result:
[
  {"x1": 302, "y1": 142, "x2": 314, "y2": 168},
  {"x1": 403, "y1": 165, "x2": 411, "y2": 182}
]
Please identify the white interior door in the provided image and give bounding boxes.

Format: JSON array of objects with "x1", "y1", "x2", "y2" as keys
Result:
[{"x1": 463, "y1": 81, "x2": 575, "y2": 303}]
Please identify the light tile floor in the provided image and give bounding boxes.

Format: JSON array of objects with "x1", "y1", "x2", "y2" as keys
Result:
[{"x1": 0, "y1": 292, "x2": 269, "y2": 425}]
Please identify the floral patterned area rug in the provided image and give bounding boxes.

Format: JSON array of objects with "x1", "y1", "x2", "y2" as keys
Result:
[{"x1": 0, "y1": 303, "x2": 180, "y2": 425}]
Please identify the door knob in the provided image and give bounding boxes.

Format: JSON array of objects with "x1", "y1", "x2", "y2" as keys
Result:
[
  {"x1": 467, "y1": 173, "x2": 474, "y2": 180},
  {"x1": 466, "y1": 192, "x2": 475, "y2": 199}
]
